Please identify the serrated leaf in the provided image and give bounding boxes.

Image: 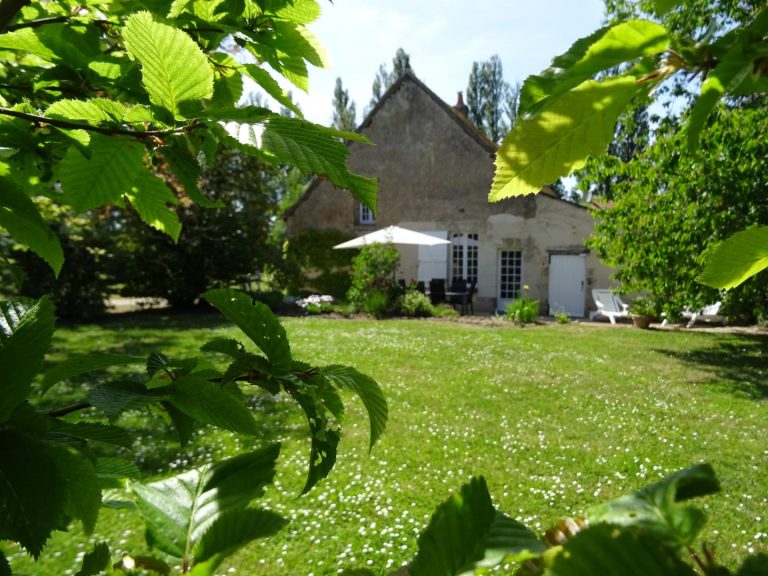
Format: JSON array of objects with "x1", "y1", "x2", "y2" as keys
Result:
[
  {"x1": 275, "y1": 0, "x2": 321, "y2": 24},
  {"x1": 550, "y1": 523, "x2": 697, "y2": 576},
  {"x1": 124, "y1": 168, "x2": 181, "y2": 241},
  {"x1": 95, "y1": 457, "x2": 141, "y2": 489},
  {"x1": 290, "y1": 387, "x2": 340, "y2": 495},
  {"x1": 520, "y1": 20, "x2": 669, "y2": 116},
  {"x1": 206, "y1": 104, "x2": 272, "y2": 123},
  {"x1": 0, "y1": 27, "x2": 59, "y2": 62},
  {"x1": 123, "y1": 11, "x2": 214, "y2": 119},
  {"x1": 132, "y1": 445, "x2": 280, "y2": 563},
  {"x1": 163, "y1": 401, "x2": 197, "y2": 445},
  {"x1": 201, "y1": 337, "x2": 244, "y2": 359},
  {"x1": 0, "y1": 297, "x2": 55, "y2": 423},
  {"x1": 0, "y1": 431, "x2": 69, "y2": 557},
  {"x1": 74, "y1": 542, "x2": 111, "y2": 576},
  {"x1": 42, "y1": 352, "x2": 144, "y2": 393},
  {"x1": 58, "y1": 133, "x2": 145, "y2": 211},
  {"x1": 242, "y1": 64, "x2": 303, "y2": 117},
  {"x1": 0, "y1": 178, "x2": 64, "y2": 274},
  {"x1": 191, "y1": 509, "x2": 286, "y2": 575},
  {"x1": 88, "y1": 382, "x2": 162, "y2": 419},
  {"x1": 409, "y1": 477, "x2": 545, "y2": 575},
  {"x1": 492, "y1": 77, "x2": 645, "y2": 200},
  {"x1": 321, "y1": 365, "x2": 387, "y2": 451},
  {"x1": 203, "y1": 289, "x2": 293, "y2": 373},
  {"x1": 697, "y1": 227, "x2": 768, "y2": 289},
  {"x1": 46, "y1": 99, "x2": 114, "y2": 125},
  {"x1": 161, "y1": 140, "x2": 221, "y2": 208},
  {"x1": 171, "y1": 373, "x2": 258, "y2": 435},
  {"x1": 587, "y1": 463, "x2": 720, "y2": 548},
  {"x1": 147, "y1": 351, "x2": 170, "y2": 377},
  {"x1": 49, "y1": 421, "x2": 132, "y2": 447},
  {"x1": 261, "y1": 116, "x2": 377, "y2": 211},
  {"x1": 55, "y1": 446, "x2": 101, "y2": 534},
  {"x1": 654, "y1": 0, "x2": 683, "y2": 16}
]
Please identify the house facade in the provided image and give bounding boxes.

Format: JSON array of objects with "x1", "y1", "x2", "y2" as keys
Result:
[{"x1": 284, "y1": 72, "x2": 613, "y2": 315}]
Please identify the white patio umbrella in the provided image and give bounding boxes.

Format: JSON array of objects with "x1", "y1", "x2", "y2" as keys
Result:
[{"x1": 332, "y1": 225, "x2": 451, "y2": 249}]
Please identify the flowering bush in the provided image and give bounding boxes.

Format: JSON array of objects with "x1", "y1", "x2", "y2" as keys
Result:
[{"x1": 296, "y1": 294, "x2": 335, "y2": 314}]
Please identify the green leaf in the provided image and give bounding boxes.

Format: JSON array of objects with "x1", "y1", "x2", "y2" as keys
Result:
[
  {"x1": 190, "y1": 509, "x2": 286, "y2": 575},
  {"x1": 202, "y1": 289, "x2": 293, "y2": 373},
  {"x1": 697, "y1": 227, "x2": 768, "y2": 289},
  {"x1": 242, "y1": 64, "x2": 303, "y2": 117},
  {"x1": 0, "y1": 297, "x2": 55, "y2": 423},
  {"x1": 74, "y1": 542, "x2": 111, "y2": 576},
  {"x1": 519, "y1": 20, "x2": 669, "y2": 116},
  {"x1": 200, "y1": 337, "x2": 244, "y2": 359},
  {"x1": 95, "y1": 457, "x2": 141, "y2": 489},
  {"x1": 88, "y1": 382, "x2": 162, "y2": 419},
  {"x1": 147, "y1": 351, "x2": 171, "y2": 376},
  {"x1": 290, "y1": 386, "x2": 341, "y2": 495},
  {"x1": 549, "y1": 523, "x2": 697, "y2": 576},
  {"x1": 409, "y1": 477, "x2": 545, "y2": 575},
  {"x1": 0, "y1": 433, "x2": 101, "y2": 554},
  {"x1": 123, "y1": 11, "x2": 214, "y2": 119},
  {"x1": 491, "y1": 77, "x2": 646, "y2": 200},
  {"x1": 0, "y1": 27, "x2": 59, "y2": 62},
  {"x1": 46, "y1": 99, "x2": 122, "y2": 125},
  {"x1": 131, "y1": 445, "x2": 280, "y2": 563},
  {"x1": 58, "y1": 134, "x2": 145, "y2": 211},
  {"x1": 161, "y1": 140, "x2": 222, "y2": 208},
  {"x1": 653, "y1": 0, "x2": 683, "y2": 16},
  {"x1": 260, "y1": 116, "x2": 377, "y2": 211},
  {"x1": 171, "y1": 373, "x2": 258, "y2": 435},
  {"x1": 49, "y1": 421, "x2": 132, "y2": 447},
  {"x1": 737, "y1": 554, "x2": 768, "y2": 576},
  {"x1": 0, "y1": 550, "x2": 9, "y2": 576},
  {"x1": 274, "y1": 0, "x2": 322, "y2": 24},
  {"x1": 587, "y1": 463, "x2": 720, "y2": 548},
  {"x1": 123, "y1": 168, "x2": 182, "y2": 241},
  {"x1": 321, "y1": 365, "x2": 388, "y2": 451},
  {"x1": 0, "y1": 178, "x2": 64, "y2": 275},
  {"x1": 42, "y1": 352, "x2": 144, "y2": 393}
]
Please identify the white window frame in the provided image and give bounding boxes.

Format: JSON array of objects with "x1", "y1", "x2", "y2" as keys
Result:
[
  {"x1": 498, "y1": 250, "x2": 523, "y2": 300},
  {"x1": 358, "y1": 203, "x2": 375, "y2": 225},
  {"x1": 451, "y1": 233, "x2": 478, "y2": 282}
]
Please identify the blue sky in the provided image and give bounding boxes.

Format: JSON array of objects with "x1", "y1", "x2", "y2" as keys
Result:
[{"x1": 290, "y1": 0, "x2": 608, "y2": 124}]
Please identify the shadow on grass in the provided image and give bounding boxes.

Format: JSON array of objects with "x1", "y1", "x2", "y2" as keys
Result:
[{"x1": 655, "y1": 333, "x2": 768, "y2": 399}]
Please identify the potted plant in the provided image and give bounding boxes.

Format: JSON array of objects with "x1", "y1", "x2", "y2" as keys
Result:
[{"x1": 629, "y1": 296, "x2": 657, "y2": 329}]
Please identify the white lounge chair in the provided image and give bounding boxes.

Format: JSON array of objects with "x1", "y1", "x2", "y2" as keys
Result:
[
  {"x1": 661, "y1": 302, "x2": 724, "y2": 328},
  {"x1": 589, "y1": 289, "x2": 630, "y2": 325}
]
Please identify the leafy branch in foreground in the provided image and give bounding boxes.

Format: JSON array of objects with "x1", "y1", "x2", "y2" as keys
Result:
[
  {"x1": 371, "y1": 464, "x2": 766, "y2": 576},
  {"x1": 1, "y1": 289, "x2": 387, "y2": 574},
  {"x1": 0, "y1": 1, "x2": 377, "y2": 276}
]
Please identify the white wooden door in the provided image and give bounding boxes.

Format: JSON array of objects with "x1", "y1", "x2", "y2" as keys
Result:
[
  {"x1": 548, "y1": 254, "x2": 586, "y2": 317},
  {"x1": 417, "y1": 231, "x2": 449, "y2": 282}
]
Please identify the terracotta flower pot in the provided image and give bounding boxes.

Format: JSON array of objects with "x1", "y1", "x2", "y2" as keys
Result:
[{"x1": 632, "y1": 314, "x2": 652, "y2": 329}]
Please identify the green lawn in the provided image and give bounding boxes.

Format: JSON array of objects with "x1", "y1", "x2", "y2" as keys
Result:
[{"x1": 7, "y1": 313, "x2": 768, "y2": 575}]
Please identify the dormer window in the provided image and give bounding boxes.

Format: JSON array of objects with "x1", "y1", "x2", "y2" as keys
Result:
[{"x1": 358, "y1": 203, "x2": 375, "y2": 225}]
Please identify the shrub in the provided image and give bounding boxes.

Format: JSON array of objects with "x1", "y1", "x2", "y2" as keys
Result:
[
  {"x1": 505, "y1": 297, "x2": 539, "y2": 324},
  {"x1": 347, "y1": 245, "x2": 400, "y2": 315},
  {"x1": 432, "y1": 304, "x2": 460, "y2": 318},
  {"x1": 399, "y1": 290, "x2": 434, "y2": 317},
  {"x1": 554, "y1": 310, "x2": 571, "y2": 324}
]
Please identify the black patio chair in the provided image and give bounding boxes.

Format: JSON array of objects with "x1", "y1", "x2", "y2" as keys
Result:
[{"x1": 428, "y1": 278, "x2": 446, "y2": 305}]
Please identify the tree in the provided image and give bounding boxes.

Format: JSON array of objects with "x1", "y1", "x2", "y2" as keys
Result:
[
  {"x1": 110, "y1": 147, "x2": 284, "y2": 308},
  {"x1": 0, "y1": 2, "x2": 385, "y2": 574},
  {"x1": 466, "y1": 55, "x2": 518, "y2": 142},
  {"x1": 332, "y1": 77, "x2": 357, "y2": 131},
  {"x1": 367, "y1": 47, "x2": 413, "y2": 111},
  {"x1": 490, "y1": 1, "x2": 768, "y2": 290},
  {"x1": 587, "y1": 103, "x2": 768, "y2": 321}
]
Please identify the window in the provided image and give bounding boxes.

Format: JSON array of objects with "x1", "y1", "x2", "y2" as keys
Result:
[
  {"x1": 451, "y1": 233, "x2": 478, "y2": 282},
  {"x1": 358, "y1": 203, "x2": 375, "y2": 224},
  {"x1": 499, "y1": 250, "x2": 522, "y2": 299}
]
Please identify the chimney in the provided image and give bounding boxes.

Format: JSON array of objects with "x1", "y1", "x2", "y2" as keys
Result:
[{"x1": 453, "y1": 91, "x2": 469, "y2": 117}]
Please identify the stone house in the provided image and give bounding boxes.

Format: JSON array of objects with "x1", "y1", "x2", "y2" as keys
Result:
[{"x1": 284, "y1": 71, "x2": 613, "y2": 315}]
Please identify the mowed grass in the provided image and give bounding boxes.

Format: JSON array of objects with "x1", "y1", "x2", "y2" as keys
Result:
[{"x1": 7, "y1": 313, "x2": 768, "y2": 575}]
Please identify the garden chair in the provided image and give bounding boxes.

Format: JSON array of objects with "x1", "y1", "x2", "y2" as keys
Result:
[
  {"x1": 428, "y1": 278, "x2": 446, "y2": 305},
  {"x1": 589, "y1": 289, "x2": 630, "y2": 325},
  {"x1": 661, "y1": 302, "x2": 724, "y2": 328}
]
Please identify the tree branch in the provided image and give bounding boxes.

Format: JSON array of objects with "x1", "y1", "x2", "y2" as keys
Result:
[
  {"x1": 0, "y1": 106, "x2": 188, "y2": 140},
  {"x1": 0, "y1": 0, "x2": 30, "y2": 33},
  {"x1": 7, "y1": 15, "x2": 68, "y2": 31},
  {"x1": 48, "y1": 401, "x2": 91, "y2": 418}
]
